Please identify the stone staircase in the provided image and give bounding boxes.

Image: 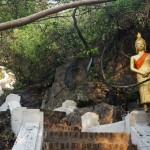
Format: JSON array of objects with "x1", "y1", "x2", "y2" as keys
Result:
[{"x1": 43, "y1": 110, "x2": 136, "y2": 150}]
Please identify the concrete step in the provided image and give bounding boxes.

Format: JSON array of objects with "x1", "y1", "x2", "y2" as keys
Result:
[
  {"x1": 44, "y1": 123, "x2": 81, "y2": 132},
  {"x1": 44, "y1": 111, "x2": 66, "y2": 124},
  {"x1": 44, "y1": 110, "x2": 66, "y2": 118},
  {"x1": 44, "y1": 131, "x2": 130, "y2": 144},
  {"x1": 43, "y1": 110, "x2": 136, "y2": 150},
  {"x1": 43, "y1": 142, "x2": 129, "y2": 150}
]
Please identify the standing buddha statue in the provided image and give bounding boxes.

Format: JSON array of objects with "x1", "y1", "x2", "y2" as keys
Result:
[{"x1": 130, "y1": 33, "x2": 150, "y2": 112}]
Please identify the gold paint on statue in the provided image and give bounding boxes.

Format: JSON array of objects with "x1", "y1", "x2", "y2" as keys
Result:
[{"x1": 130, "y1": 33, "x2": 150, "y2": 112}]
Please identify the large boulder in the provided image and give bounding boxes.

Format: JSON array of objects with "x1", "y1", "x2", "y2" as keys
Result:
[
  {"x1": 45, "y1": 59, "x2": 87, "y2": 110},
  {"x1": 61, "y1": 103, "x2": 123, "y2": 127},
  {"x1": 44, "y1": 59, "x2": 109, "y2": 110},
  {"x1": 93, "y1": 103, "x2": 122, "y2": 124},
  {"x1": 61, "y1": 107, "x2": 93, "y2": 127}
]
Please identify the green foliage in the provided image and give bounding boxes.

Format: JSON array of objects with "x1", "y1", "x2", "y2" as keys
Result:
[
  {"x1": 2, "y1": 14, "x2": 81, "y2": 84},
  {"x1": 5, "y1": 130, "x2": 14, "y2": 141},
  {"x1": 77, "y1": 0, "x2": 147, "y2": 44},
  {"x1": 80, "y1": 47, "x2": 98, "y2": 58},
  {"x1": 4, "y1": 23, "x2": 57, "y2": 83},
  {"x1": 0, "y1": 0, "x2": 45, "y2": 22},
  {"x1": 88, "y1": 67, "x2": 99, "y2": 81},
  {"x1": 127, "y1": 91, "x2": 140, "y2": 102},
  {"x1": 105, "y1": 69, "x2": 115, "y2": 84},
  {"x1": 0, "y1": 0, "x2": 148, "y2": 85},
  {"x1": 11, "y1": 28, "x2": 41, "y2": 61},
  {"x1": 13, "y1": 81, "x2": 27, "y2": 89}
]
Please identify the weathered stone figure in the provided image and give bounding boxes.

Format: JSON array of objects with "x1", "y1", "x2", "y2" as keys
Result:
[{"x1": 130, "y1": 33, "x2": 150, "y2": 112}]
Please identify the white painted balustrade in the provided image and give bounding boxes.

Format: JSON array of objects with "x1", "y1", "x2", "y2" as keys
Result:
[
  {"x1": 12, "y1": 123, "x2": 40, "y2": 150},
  {"x1": 54, "y1": 100, "x2": 77, "y2": 115},
  {"x1": 81, "y1": 112, "x2": 99, "y2": 132},
  {"x1": 0, "y1": 93, "x2": 43, "y2": 150},
  {"x1": 1, "y1": 93, "x2": 150, "y2": 150},
  {"x1": 0, "y1": 94, "x2": 21, "y2": 111}
]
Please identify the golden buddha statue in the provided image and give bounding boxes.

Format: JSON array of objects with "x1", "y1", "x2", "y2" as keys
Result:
[{"x1": 130, "y1": 33, "x2": 150, "y2": 112}]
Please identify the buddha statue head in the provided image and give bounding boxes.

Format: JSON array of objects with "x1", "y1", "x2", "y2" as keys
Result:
[{"x1": 135, "y1": 32, "x2": 146, "y2": 53}]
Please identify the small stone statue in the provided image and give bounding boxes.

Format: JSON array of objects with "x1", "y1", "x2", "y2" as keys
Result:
[{"x1": 130, "y1": 33, "x2": 150, "y2": 112}]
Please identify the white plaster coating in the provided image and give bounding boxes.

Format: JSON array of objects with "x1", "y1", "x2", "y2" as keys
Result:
[
  {"x1": 6, "y1": 94, "x2": 20, "y2": 103},
  {"x1": 131, "y1": 126, "x2": 150, "y2": 150},
  {"x1": 0, "y1": 101, "x2": 9, "y2": 111},
  {"x1": 35, "y1": 127, "x2": 43, "y2": 150},
  {"x1": 22, "y1": 109, "x2": 41, "y2": 126},
  {"x1": 65, "y1": 106, "x2": 76, "y2": 115},
  {"x1": 12, "y1": 123, "x2": 39, "y2": 150},
  {"x1": 12, "y1": 109, "x2": 43, "y2": 150},
  {"x1": 88, "y1": 121, "x2": 126, "y2": 132},
  {"x1": 35, "y1": 112, "x2": 44, "y2": 150},
  {"x1": 129, "y1": 111, "x2": 149, "y2": 126},
  {"x1": 127, "y1": 111, "x2": 150, "y2": 149},
  {"x1": 54, "y1": 100, "x2": 77, "y2": 115},
  {"x1": 81, "y1": 110, "x2": 150, "y2": 150},
  {"x1": 0, "y1": 92, "x2": 43, "y2": 150},
  {"x1": 1, "y1": 94, "x2": 150, "y2": 150},
  {"x1": 81, "y1": 112, "x2": 99, "y2": 132},
  {"x1": 8, "y1": 101, "x2": 21, "y2": 114},
  {"x1": 134, "y1": 124, "x2": 150, "y2": 148},
  {"x1": 0, "y1": 94, "x2": 20, "y2": 111},
  {"x1": 54, "y1": 107, "x2": 76, "y2": 115},
  {"x1": 11, "y1": 107, "x2": 27, "y2": 135},
  {"x1": 124, "y1": 111, "x2": 150, "y2": 133},
  {"x1": 62, "y1": 100, "x2": 77, "y2": 108},
  {"x1": 54, "y1": 107, "x2": 66, "y2": 112},
  {"x1": 21, "y1": 109, "x2": 44, "y2": 150},
  {"x1": 125, "y1": 112, "x2": 131, "y2": 132}
]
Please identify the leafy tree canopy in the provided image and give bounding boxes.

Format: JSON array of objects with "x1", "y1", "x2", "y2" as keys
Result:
[{"x1": 0, "y1": 0, "x2": 149, "y2": 86}]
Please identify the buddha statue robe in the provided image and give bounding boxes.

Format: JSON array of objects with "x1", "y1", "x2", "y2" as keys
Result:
[{"x1": 136, "y1": 52, "x2": 150, "y2": 104}]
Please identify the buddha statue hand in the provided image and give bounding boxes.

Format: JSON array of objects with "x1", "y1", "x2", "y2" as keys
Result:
[{"x1": 142, "y1": 71, "x2": 149, "y2": 78}]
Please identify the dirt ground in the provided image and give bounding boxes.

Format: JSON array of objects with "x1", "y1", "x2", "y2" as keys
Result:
[{"x1": 0, "y1": 110, "x2": 15, "y2": 150}]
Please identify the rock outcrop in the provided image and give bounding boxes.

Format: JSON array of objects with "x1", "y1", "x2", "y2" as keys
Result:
[{"x1": 44, "y1": 59, "x2": 109, "y2": 110}]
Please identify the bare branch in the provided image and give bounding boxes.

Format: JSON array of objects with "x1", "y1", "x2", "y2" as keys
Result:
[
  {"x1": 0, "y1": 0, "x2": 112, "y2": 31},
  {"x1": 72, "y1": 7, "x2": 89, "y2": 49},
  {"x1": 100, "y1": 36, "x2": 150, "y2": 89}
]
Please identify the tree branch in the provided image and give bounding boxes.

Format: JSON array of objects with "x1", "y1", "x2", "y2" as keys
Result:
[
  {"x1": 100, "y1": 35, "x2": 150, "y2": 89},
  {"x1": 72, "y1": 7, "x2": 89, "y2": 49},
  {"x1": 0, "y1": 0, "x2": 112, "y2": 31}
]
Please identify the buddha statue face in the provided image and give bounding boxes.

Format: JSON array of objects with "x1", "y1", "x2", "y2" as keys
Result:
[
  {"x1": 135, "y1": 40, "x2": 145, "y2": 52},
  {"x1": 135, "y1": 33, "x2": 146, "y2": 53}
]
